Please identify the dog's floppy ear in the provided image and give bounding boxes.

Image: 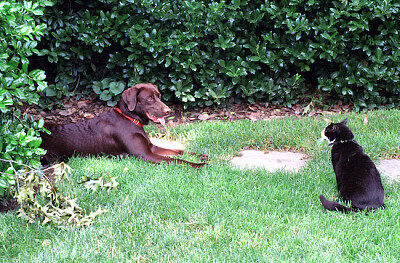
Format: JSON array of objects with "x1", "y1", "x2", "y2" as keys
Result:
[{"x1": 122, "y1": 85, "x2": 141, "y2": 111}]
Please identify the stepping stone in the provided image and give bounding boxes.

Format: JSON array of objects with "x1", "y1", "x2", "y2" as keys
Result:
[
  {"x1": 231, "y1": 150, "x2": 309, "y2": 173},
  {"x1": 377, "y1": 159, "x2": 400, "y2": 183}
]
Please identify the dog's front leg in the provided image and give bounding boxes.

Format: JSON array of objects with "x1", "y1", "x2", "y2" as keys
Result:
[
  {"x1": 151, "y1": 144, "x2": 209, "y2": 161},
  {"x1": 150, "y1": 144, "x2": 184, "y2": 157},
  {"x1": 126, "y1": 135, "x2": 207, "y2": 168}
]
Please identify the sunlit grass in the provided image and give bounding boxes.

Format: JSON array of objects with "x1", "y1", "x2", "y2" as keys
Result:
[{"x1": 1, "y1": 109, "x2": 400, "y2": 262}]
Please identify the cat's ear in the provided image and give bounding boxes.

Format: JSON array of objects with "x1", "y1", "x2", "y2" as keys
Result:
[{"x1": 341, "y1": 118, "x2": 348, "y2": 125}]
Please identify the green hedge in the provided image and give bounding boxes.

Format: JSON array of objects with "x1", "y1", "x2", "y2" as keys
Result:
[
  {"x1": 35, "y1": 0, "x2": 400, "y2": 109},
  {"x1": 0, "y1": 0, "x2": 52, "y2": 196}
]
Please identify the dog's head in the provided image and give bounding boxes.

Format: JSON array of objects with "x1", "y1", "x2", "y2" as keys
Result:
[{"x1": 121, "y1": 83, "x2": 170, "y2": 125}]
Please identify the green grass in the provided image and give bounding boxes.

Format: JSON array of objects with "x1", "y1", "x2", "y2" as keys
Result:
[{"x1": 1, "y1": 109, "x2": 400, "y2": 262}]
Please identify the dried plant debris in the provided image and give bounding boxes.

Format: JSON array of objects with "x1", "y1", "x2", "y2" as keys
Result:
[
  {"x1": 20, "y1": 94, "x2": 354, "y2": 126},
  {"x1": 79, "y1": 173, "x2": 119, "y2": 192},
  {"x1": 6, "y1": 161, "x2": 107, "y2": 227}
]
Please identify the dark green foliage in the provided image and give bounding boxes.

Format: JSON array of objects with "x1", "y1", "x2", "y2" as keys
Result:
[
  {"x1": 35, "y1": 0, "x2": 400, "y2": 109},
  {"x1": 0, "y1": 1, "x2": 52, "y2": 196}
]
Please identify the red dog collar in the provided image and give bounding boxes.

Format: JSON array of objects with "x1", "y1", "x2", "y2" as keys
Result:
[{"x1": 114, "y1": 107, "x2": 144, "y2": 127}]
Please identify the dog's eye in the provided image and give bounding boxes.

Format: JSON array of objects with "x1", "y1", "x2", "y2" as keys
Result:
[{"x1": 148, "y1": 97, "x2": 154, "y2": 102}]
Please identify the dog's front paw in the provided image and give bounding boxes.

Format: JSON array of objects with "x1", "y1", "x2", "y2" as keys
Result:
[
  {"x1": 199, "y1": 154, "x2": 210, "y2": 162},
  {"x1": 191, "y1": 162, "x2": 208, "y2": 169}
]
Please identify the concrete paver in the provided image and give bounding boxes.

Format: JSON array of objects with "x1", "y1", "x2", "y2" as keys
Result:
[{"x1": 231, "y1": 150, "x2": 309, "y2": 173}]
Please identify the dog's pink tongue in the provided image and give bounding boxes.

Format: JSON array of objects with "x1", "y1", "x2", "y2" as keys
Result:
[
  {"x1": 146, "y1": 112, "x2": 166, "y2": 125},
  {"x1": 157, "y1": 117, "x2": 166, "y2": 125}
]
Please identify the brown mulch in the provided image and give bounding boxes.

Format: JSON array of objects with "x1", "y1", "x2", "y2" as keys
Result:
[{"x1": 20, "y1": 93, "x2": 354, "y2": 125}]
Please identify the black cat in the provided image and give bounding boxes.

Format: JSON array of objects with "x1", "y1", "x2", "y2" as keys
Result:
[{"x1": 319, "y1": 119, "x2": 384, "y2": 212}]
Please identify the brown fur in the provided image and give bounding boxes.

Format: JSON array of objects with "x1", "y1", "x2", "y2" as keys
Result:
[{"x1": 40, "y1": 83, "x2": 207, "y2": 168}]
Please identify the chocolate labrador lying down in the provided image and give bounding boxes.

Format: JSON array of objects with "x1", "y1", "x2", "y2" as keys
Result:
[{"x1": 40, "y1": 83, "x2": 207, "y2": 168}]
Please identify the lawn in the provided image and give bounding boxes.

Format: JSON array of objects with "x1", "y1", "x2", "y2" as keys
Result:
[{"x1": 1, "y1": 109, "x2": 400, "y2": 262}]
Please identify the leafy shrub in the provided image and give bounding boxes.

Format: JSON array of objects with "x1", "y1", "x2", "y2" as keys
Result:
[
  {"x1": 35, "y1": 0, "x2": 400, "y2": 110},
  {"x1": 92, "y1": 78, "x2": 126, "y2": 106},
  {"x1": 0, "y1": 0, "x2": 52, "y2": 197}
]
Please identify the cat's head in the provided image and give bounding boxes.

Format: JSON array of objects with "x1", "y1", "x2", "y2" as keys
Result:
[{"x1": 321, "y1": 119, "x2": 354, "y2": 144}]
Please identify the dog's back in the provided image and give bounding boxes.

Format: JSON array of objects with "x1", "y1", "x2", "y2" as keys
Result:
[{"x1": 40, "y1": 112, "x2": 125, "y2": 164}]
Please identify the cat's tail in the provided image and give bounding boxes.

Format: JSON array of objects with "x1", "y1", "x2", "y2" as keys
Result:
[{"x1": 319, "y1": 195, "x2": 351, "y2": 213}]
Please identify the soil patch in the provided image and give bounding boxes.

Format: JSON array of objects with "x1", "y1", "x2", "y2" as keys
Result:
[{"x1": 0, "y1": 199, "x2": 18, "y2": 213}]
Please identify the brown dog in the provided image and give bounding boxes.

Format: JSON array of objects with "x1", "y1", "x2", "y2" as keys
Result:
[{"x1": 40, "y1": 83, "x2": 207, "y2": 168}]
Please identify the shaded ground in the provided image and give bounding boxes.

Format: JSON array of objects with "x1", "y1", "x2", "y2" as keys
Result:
[{"x1": 0, "y1": 199, "x2": 18, "y2": 213}]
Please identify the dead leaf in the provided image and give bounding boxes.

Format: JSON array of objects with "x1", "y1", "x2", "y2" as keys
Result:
[
  {"x1": 83, "y1": 113, "x2": 95, "y2": 118},
  {"x1": 307, "y1": 111, "x2": 316, "y2": 117},
  {"x1": 41, "y1": 239, "x2": 51, "y2": 247},
  {"x1": 247, "y1": 113, "x2": 259, "y2": 121},
  {"x1": 198, "y1": 114, "x2": 210, "y2": 121},
  {"x1": 77, "y1": 100, "x2": 91, "y2": 108},
  {"x1": 364, "y1": 116, "x2": 368, "y2": 125},
  {"x1": 248, "y1": 105, "x2": 258, "y2": 111},
  {"x1": 58, "y1": 108, "x2": 76, "y2": 116}
]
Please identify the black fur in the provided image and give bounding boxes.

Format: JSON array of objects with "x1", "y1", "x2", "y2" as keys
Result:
[{"x1": 319, "y1": 119, "x2": 384, "y2": 213}]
